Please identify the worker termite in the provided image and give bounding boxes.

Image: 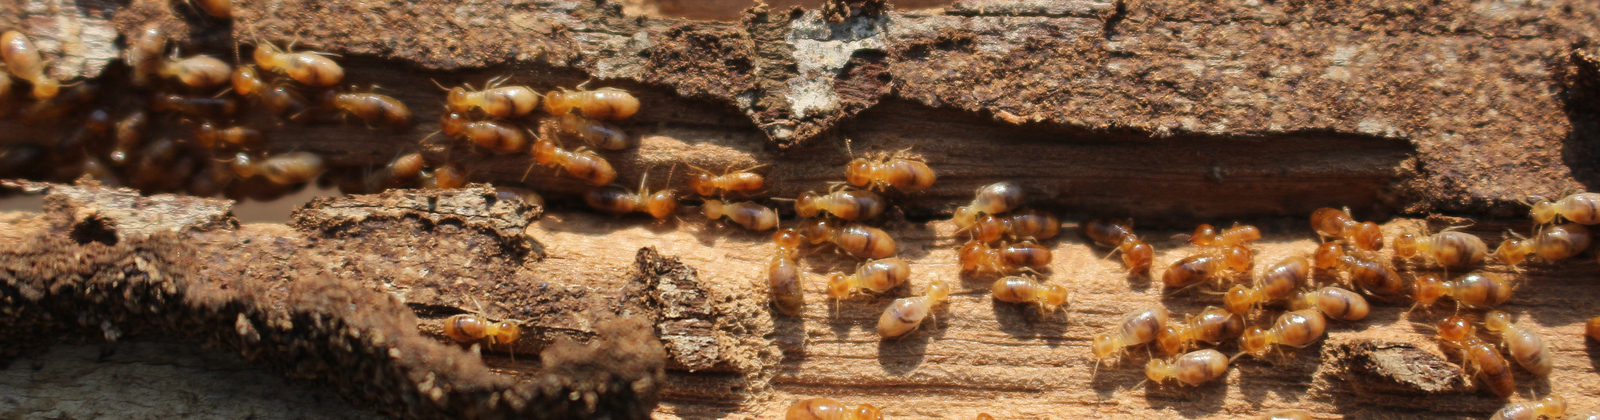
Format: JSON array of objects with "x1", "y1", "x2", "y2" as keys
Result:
[
  {"x1": 444, "y1": 313, "x2": 522, "y2": 349},
  {"x1": 876, "y1": 280, "x2": 950, "y2": 339},
  {"x1": 152, "y1": 93, "x2": 237, "y2": 118},
  {"x1": 1145, "y1": 348, "x2": 1229, "y2": 386},
  {"x1": 254, "y1": 42, "x2": 343, "y2": 87},
  {"x1": 686, "y1": 165, "x2": 765, "y2": 197},
  {"x1": 1394, "y1": 230, "x2": 1488, "y2": 268},
  {"x1": 846, "y1": 151, "x2": 936, "y2": 192},
  {"x1": 1, "y1": 31, "x2": 60, "y2": 99},
  {"x1": 1155, "y1": 306, "x2": 1244, "y2": 354},
  {"x1": 827, "y1": 257, "x2": 912, "y2": 300},
  {"x1": 1289, "y1": 286, "x2": 1369, "y2": 321},
  {"x1": 962, "y1": 209, "x2": 1061, "y2": 243},
  {"x1": 323, "y1": 90, "x2": 411, "y2": 128},
  {"x1": 18, "y1": 83, "x2": 96, "y2": 125},
  {"x1": 127, "y1": 25, "x2": 166, "y2": 86},
  {"x1": 1080, "y1": 217, "x2": 1155, "y2": 276},
  {"x1": 958, "y1": 240, "x2": 1052, "y2": 274},
  {"x1": 784, "y1": 398, "x2": 883, "y2": 420},
  {"x1": 1589, "y1": 316, "x2": 1600, "y2": 342},
  {"x1": 1262, "y1": 410, "x2": 1312, "y2": 420},
  {"x1": 799, "y1": 218, "x2": 897, "y2": 259},
  {"x1": 159, "y1": 54, "x2": 232, "y2": 88},
  {"x1": 557, "y1": 113, "x2": 629, "y2": 150},
  {"x1": 704, "y1": 200, "x2": 777, "y2": 230},
  {"x1": 544, "y1": 86, "x2": 640, "y2": 120},
  {"x1": 1483, "y1": 310, "x2": 1553, "y2": 376},
  {"x1": 1412, "y1": 272, "x2": 1512, "y2": 309},
  {"x1": 1239, "y1": 309, "x2": 1327, "y2": 355},
  {"x1": 989, "y1": 274, "x2": 1069, "y2": 312},
  {"x1": 795, "y1": 189, "x2": 883, "y2": 220},
  {"x1": 1530, "y1": 192, "x2": 1600, "y2": 225},
  {"x1": 1309, "y1": 207, "x2": 1384, "y2": 251},
  {"x1": 1437, "y1": 315, "x2": 1515, "y2": 397},
  {"x1": 1493, "y1": 223, "x2": 1591, "y2": 265},
  {"x1": 1224, "y1": 256, "x2": 1311, "y2": 314},
  {"x1": 257, "y1": 152, "x2": 325, "y2": 185},
  {"x1": 439, "y1": 112, "x2": 525, "y2": 154},
  {"x1": 952, "y1": 181, "x2": 1024, "y2": 226},
  {"x1": 446, "y1": 78, "x2": 539, "y2": 117},
  {"x1": 1490, "y1": 395, "x2": 1566, "y2": 420},
  {"x1": 1092, "y1": 304, "x2": 1170, "y2": 359},
  {"x1": 195, "y1": 123, "x2": 263, "y2": 148},
  {"x1": 531, "y1": 136, "x2": 617, "y2": 186},
  {"x1": 1313, "y1": 245, "x2": 1405, "y2": 295},
  {"x1": 1187, "y1": 223, "x2": 1262, "y2": 248},
  {"x1": 1160, "y1": 245, "x2": 1253, "y2": 289},
  {"x1": 585, "y1": 178, "x2": 678, "y2": 219},
  {"x1": 430, "y1": 163, "x2": 470, "y2": 189},
  {"x1": 769, "y1": 229, "x2": 805, "y2": 315}
]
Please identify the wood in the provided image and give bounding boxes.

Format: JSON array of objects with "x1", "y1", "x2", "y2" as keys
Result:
[{"x1": 1, "y1": 0, "x2": 1600, "y2": 418}]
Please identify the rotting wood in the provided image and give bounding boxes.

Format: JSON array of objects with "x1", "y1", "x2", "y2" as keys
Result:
[
  {"x1": 4, "y1": 179, "x2": 1600, "y2": 419},
  {"x1": 0, "y1": 0, "x2": 1596, "y2": 223}
]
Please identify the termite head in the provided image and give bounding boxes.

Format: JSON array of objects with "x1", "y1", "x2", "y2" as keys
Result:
[
  {"x1": 446, "y1": 86, "x2": 472, "y2": 113},
  {"x1": 845, "y1": 158, "x2": 873, "y2": 187},
  {"x1": 825, "y1": 273, "x2": 851, "y2": 299},
  {"x1": 1530, "y1": 199, "x2": 1557, "y2": 224},
  {"x1": 1393, "y1": 234, "x2": 1420, "y2": 258},
  {"x1": 1437, "y1": 316, "x2": 1472, "y2": 341},
  {"x1": 1239, "y1": 326, "x2": 1268, "y2": 353},
  {"x1": 1411, "y1": 273, "x2": 1444, "y2": 305}
]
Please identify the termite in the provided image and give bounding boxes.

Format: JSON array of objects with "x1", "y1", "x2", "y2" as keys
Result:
[
  {"x1": 795, "y1": 189, "x2": 884, "y2": 220},
  {"x1": 989, "y1": 274, "x2": 1069, "y2": 312},
  {"x1": 1309, "y1": 207, "x2": 1384, "y2": 251},
  {"x1": 557, "y1": 113, "x2": 629, "y2": 150},
  {"x1": 1146, "y1": 349, "x2": 1229, "y2": 386},
  {"x1": 1288, "y1": 286, "x2": 1369, "y2": 321},
  {"x1": 531, "y1": 136, "x2": 616, "y2": 186},
  {"x1": 784, "y1": 398, "x2": 883, "y2": 420},
  {"x1": 1, "y1": 31, "x2": 60, "y2": 99},
  {"x1": 1530, "y1": 192, "x2": 1600, "y2": 225},
  {"x1": 1161, "y1": 245, "x2": 1253, "y2": 289},
  {"x1": 1224, "y1": 256, "x2": 1311, "y2": 314},
  {"x1": 323, "y1": 90, "x2": 411, "y2": 128},
  {"x1": 704, "y1": 200, "x2": 776, "y2": 230},
  {"x1": 544, "y1": 86, "x2": 639, "y2": 120},
  {"x1": 1411, "y1": 272, "x2": 1512, "y2": 309},
  {"x1": 1490, "y1": 395, "x2": 1566, "y2": 420},
  {"x1": 1092, "y1": 304, "x2": 1169, "y2": 360},
  {"x1": 952, "y1": 181, "x2": 1024, "y2": 227},
  {"x1": 254, "y1": 41, "x2": 343, "y2": 87},
  {"x1": 798, "y1": 218, "x2": 897, "y2": 260},
  {"x1": 1493, "y1": 223, "x2": 1591, "y2": 266},
  {"x1": 1394, "y1": 230, "x2": 1488, "y2": 268},
  {"x1": 440, "y1": 112, "x2": 525, "y2": 154},
  {"x1": 769, "y1": 229, "x2": 805, "y2": 315},
  {"x1": 847, "y1": 150, "x2": 936, "y2": 192},
  {"x1": 1187, "y1": 223, "x2": 1262, "y2": 248},
  {"x1": 1239, "y1": 309, "x2": 1327, "y2": 355},
  {"x1": 688, "y1": 165, "x2": 765, "y2": 197},
  {"x1": 1482, "y1": 310, "x2": 1552, "y2": 376},
  {"x1": 1155, "y1": 306, "x2": 1243, "y2": 354},
  {"x1": 876, "y1": 280, "x2": 950, "y2": 339},
  {"x1": 160, "y1": 54, "x2": 232, "y2": 88},
  {"x1": 446, "y1": 77, "x2": 539, "y2": 117},
  {"x1": 826, "y1": 258, "x2": 912, "y2": 300},
  {"x1": 195, "y1": 123, "x2": 263, "y2": 148},
  {"x1": 585, "y1": 176, "x2": 678, "y2": 219},
  {"x1": 958, "y1": 240, "x2": 1052, "y2": 274},
  {"x1": 1080, "y1": 217, "x2": 1154, "y2": 276},
  {"x1": 1437, "y1": 315, "x2": 1515, "y2": 397}
]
